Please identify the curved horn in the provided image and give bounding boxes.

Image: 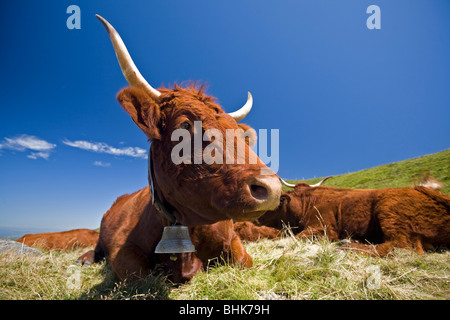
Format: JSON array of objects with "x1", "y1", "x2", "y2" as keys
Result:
[
  {"x1": 280, "y1": 176, "x2": 333, "y2": 189},
  {"x1": 310, "y1": 176, "x2": 333, "y2": 187},
  {"x1": 228, "y1": 92, "x2": 253, "y2": 122},
  {"x1": 280, "y1": 178, "x2": 296, "y2": 188},
  {"x1": 95, "y1": 14, "x2": 161, "y2": 100}
]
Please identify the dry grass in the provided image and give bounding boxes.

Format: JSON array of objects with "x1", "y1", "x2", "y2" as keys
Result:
[
  {"x1": 0, "y1": 248, "x2": 101, "y2": 300},
  {"x1": 1, "y1": 233, "x2": 448, "y2": 300},
  {"x1": 171, "y1": 233, "x2": 450, "y2": 300},
  {"x1": 0, "y1": 247, "x2": 168, "y2": 300}
]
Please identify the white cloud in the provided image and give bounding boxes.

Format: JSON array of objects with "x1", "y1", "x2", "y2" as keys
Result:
[
  {"x1": 62, "y1": 139, "x2": 147, "y2": 159},
  {"x1": 0, "y1": 134, "x2": 56, "y2": 160},
  {"x1": 27, "y1": 152, "x2": 51, "y2": 160},
  {"x1": 1, "y1": 134, "x2": 56, "y2": 151},
  {"x1": 94, "y1": 161, "x2": 111, "y2": 167}
]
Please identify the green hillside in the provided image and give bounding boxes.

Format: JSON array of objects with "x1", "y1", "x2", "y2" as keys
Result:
[{"x1": 284, "y1": 149, "x2": 450, "y2": 195}]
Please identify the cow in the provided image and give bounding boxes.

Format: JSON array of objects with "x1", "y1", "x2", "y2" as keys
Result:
[
  {"x1": 16, "y1": 229, "x2": 99, "y2": 251},
  {"x1": 233, "y1": 177, "x2": 332, "y2": 242},
  {"x1": 254, "y1": 183, "x2": 450, "y2": 256},
  {"x1": 76, "y1": 15, "x2": 282, "y2": 282}
]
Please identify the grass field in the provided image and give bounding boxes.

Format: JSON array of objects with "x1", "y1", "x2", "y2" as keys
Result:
[
  {"x1": 1, "y1": 235, "x2": 449, "y2": 300},
  {"x1": 286, "y1": 148, "x2": 450, "y2": 194},
  {"x1": 1, "y1": 149, "x2": 449, "y2": 300}
]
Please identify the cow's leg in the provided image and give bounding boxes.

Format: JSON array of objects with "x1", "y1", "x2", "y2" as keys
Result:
[
  {"x1": 346, "y1": 198, "x2": 430, "y2": 256},
  {"x1": 339, "y1": 214, "x2": 415, "y2": 256},
  {"x1": 421, "y1": 241, "x2": 435, "y2": 252},
  {"x1": 109, "y1": 245, "x2": 150, "y2": 282},
  {"x1": 361, "y1": 208, "x2": 424, "y2": 256},
  {"x1": 339, "y1": 241, "x2": 388, "y2": 256},
  {"x1": 341, "y1": 240, "x2": 400, "y2": 256},
  {"x1": 340, "y1": 234, "x2": 423, "y2": 257},
  {"x1": 229, "y1": 234, "x2": 253, "y2": 268},
  {"x1": 296, "y1": 227, "x2": 324, "y2": 239},
  {"x1": 76, "y1": 250, "x2": 95, "y2": 265},
  {"x1": 296, "y1": 226, "x2": 339, "y2": 241},
  {"x1": 296, "y1": 207, "x2": 340, "y2": 241},
  {"x1": 76, "y1": 239, "x2": 105, "y2": 265},
  {"x1": 233, "y1": 221, "x2": 280, "y2": 241},
  {"x1": 174, "y1": 253, "x2": 204, "y2": 283},
  {"x1": 413, "y1": 236, "x2": 426, "y2": 254}
]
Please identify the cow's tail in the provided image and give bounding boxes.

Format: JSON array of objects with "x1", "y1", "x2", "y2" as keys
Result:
[
  {"x1": 416, "y1": 174, "x2": 444, "y2": 190},
  {"x1": 414, "y1": 186, "x2": 450, "y2": 212}
]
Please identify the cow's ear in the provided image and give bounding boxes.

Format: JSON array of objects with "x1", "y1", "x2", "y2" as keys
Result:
[
  {"x1": 280, "y1": 194, "x2": 291, "y2": 206},
  {"x1": 116, "y1": 86, "x2": 162, "y2": 141},
  {"x1": 237, "y1": 123, "x2": 257, "y2": 147}
]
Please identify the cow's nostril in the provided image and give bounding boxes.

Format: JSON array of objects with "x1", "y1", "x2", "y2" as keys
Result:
[
  {"x1": 244, "y1": 175, "x2": 281, "y2": 212},
  {"x1": 250, "y1": 184, "x2": 269, "y2": 201}
]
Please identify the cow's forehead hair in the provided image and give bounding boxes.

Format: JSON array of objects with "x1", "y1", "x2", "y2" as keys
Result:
[
  {"x1": 164, "y1": 104, "x2": 241, "y2": 134},
  {"x1": 158, "y1": 85, "x2": 242, "y2": 130},
  {"x1": 159, "y1": 83, "x2": 223, "y2": 113}
]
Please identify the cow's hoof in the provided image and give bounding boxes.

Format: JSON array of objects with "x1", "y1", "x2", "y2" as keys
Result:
[
  {"x1": 337, "y1": 239, "x2": 352, "y2": 251},
  {"x1": 75, "y1": 259, "x2": 91, "y2": 266},
  {"x1": 338, "y1": 239, "x2": 351, "y2": 245}
]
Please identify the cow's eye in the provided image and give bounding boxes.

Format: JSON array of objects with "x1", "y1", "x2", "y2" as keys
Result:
[{"x1": 180, "y1": 122, "x2": 191, "y2": 130}]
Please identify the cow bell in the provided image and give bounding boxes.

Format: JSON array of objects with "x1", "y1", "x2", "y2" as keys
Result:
[{"x1": 155, "y1": 225, "x2": 195, "y2": 254}]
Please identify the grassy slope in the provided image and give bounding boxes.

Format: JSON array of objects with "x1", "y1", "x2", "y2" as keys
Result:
[
  {"x1": 1, "y1": 149, "x2": 449, "y2": 300},
  {"x1": 284, "y1": 149, "x2": 450, "y2": 194}
]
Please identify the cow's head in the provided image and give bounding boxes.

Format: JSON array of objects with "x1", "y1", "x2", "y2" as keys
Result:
[
  {"x1": 97, "y1": 15, "x2": 281, "y2": 225},
  {"x1": 258, "y1": 178, "x2": 332, "y2": 228},
  {"x1": 256, "y1": 191, "x2": 294, "y2": 229}
]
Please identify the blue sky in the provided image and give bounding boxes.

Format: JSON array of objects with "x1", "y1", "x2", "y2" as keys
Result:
[{"x1": 0, "y1": 1, "x2": 449, "y2": 233}]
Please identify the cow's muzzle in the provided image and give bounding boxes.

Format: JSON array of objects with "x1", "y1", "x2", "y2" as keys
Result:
[{"x1": 245, "y1": 175, "x2": 282, "y2": 213}]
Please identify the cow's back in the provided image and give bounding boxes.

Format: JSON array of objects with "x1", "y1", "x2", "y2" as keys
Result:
[
  {"x1": 308, "y1": 187, "x2": 379, "y2": 240},
  {"x1": 16, "y1": 229, "x2": 99, "y2": 251},
  {"x1": 375, "y1": 187, "x2": 450, "y2": 243}
]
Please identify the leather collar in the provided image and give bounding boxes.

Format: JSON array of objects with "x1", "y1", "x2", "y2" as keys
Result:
[{"x1": 148, "y1": 146, "x2": 178, "y2": 225}]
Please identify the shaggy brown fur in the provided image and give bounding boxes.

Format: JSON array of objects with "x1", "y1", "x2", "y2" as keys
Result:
[
  {"x1": 255, "y1": 184, "x2": 450, "y2": 256},
  {"x1": 16, "y1": 229, "x2": 99, "y2": 251}
]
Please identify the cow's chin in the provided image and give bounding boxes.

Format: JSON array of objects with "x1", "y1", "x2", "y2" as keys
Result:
[
  {"x1": 231, "y1": 210, "x2": 267, "y2": 223},
  {"x1": 174, "y1": 207, "x2": 268, "y2": 226}
]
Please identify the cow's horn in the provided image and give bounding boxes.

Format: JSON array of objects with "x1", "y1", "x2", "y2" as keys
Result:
[
  {"x1": 228, "y1": 92, "x2": 253, "y2": 122},
  {"x1": 310, "y1": 176, "x2": 333, "y2": 187},
  {"x1": 280, "y1": 176, "x2": 333, "y2": 189},
  {"x1": 280, "y1": 178, "x2": 296, "y2": 188},
  {"x1": 95, "y1": 14, "x2": 161, "y2": 100}
]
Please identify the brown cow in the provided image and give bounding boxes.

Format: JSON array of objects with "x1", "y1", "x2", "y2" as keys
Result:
[
  {"x1": 233, "y1": 178, "x2": 332, "y2": 242},
  {"x1": 77, "y1": 16, "x2": 281, "y2": 282},
  {"x1": 255, "y1": 183, "x2": 450, "y2": 256},
  {"x1": 16, "y1": 229, "x2": 99, "y2": 251}
]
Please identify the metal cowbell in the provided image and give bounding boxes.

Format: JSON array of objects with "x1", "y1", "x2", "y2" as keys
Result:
[{"x1": 154, "y1": 225, "x2": 195, "y2": 254}]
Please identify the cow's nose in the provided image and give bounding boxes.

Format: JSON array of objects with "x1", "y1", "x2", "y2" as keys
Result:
[
  {"x1": 250, "y1": 184, "x2": 268, "y2": 200},
  {"x1": 247, "y1": 175, "x2": 281, "y2": 211}
]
